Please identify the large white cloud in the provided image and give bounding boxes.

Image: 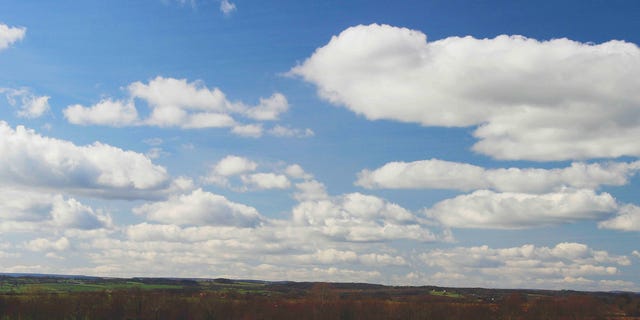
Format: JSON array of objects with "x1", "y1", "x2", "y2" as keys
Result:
[
  {"x1": 0, "y1": 23, "x2": 25, "y2": 51},
  {"x1": 357, "y1": 159, "x2": 640, "y2": 193},
  {"x1": 291, "y1": 24, "x2": 640, "y2": 161},
  {"x1": 417, "y1": 242, "x2": 632, "y2": 290},
  {"x1": 425, "y1": 189, "x2": 617, "y2": 229},
  {"x1": 0, "y1": 122, "x2": 171, "y2": 199},
  {"x1": 133, "y1": 189, "x2": 264, "y2": 227},
  {"x1": 292, "y1": 192, "x2": 438, "y2": 242}
]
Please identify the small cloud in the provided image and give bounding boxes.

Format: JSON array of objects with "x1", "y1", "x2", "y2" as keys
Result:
[
  {"x1": 220, "y1": 0, "x2": 236, "y2": 15},
  {"x1": 0, "y1": 23, "x2": 26, "y2": 51},
  {"x1": 144, "y1": 138, "x2": 164, "y2": 146},
  {"x1": 64, "y1": 99, "x2": 138, "y2": 126},
  {"x1": 285, "y1": 164, "x2": 313, "y2": 180},
  {"x1": 1, "y1": 88, "x2": 50, "y2": 118},
  {"x1": 268, "y1": 125, "x2": 314, "y2": 138},
  {"x1": 211, "y1": 155, "x2": 257, "y2": 177},
  {"x1": 146, "y1": 147, "x2": 169, "y2": 159},
  {"x1": 241, "y1": 173, "x2": 291, "y2": 190},
  {"x1": 232, "y1": 124, "x2": 263, "y2": 138},
  {"x1": 181, "y1": 143, "x2": 195, "y2": 150}
]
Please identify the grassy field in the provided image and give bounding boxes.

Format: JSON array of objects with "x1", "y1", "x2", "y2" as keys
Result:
[{"x1": 0, "y1": 278, "x2": 185, "y2": 294}]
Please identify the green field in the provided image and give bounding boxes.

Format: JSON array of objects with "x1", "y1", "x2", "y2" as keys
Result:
[{"x1": 0, "y1": 278, "x2": 185, "y2": 294}]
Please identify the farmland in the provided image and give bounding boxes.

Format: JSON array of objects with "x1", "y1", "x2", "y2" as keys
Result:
[{"x1": 1, "y1": 274, "x2": 639, "y2": 319}]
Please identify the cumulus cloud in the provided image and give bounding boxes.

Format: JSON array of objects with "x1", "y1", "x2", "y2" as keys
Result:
[
  {"x1": 598, "y1": 204, "x2": 640, "y2": 231},
  {"x1": 1, "y1": 88, "x2": 50, "y2": 118},
  {"x1": 205, "y1": 155, "x2": 312, "y2": 192},
  {"x1": 426, "y1": 189, "x2": 617, "y2": 229},
  {"x1": 418, "y1": 242, "x2": 630, "y2": 290},
  {"x1": 0, "y1": 188, "x2": 111, "y2": 232},
  {"x1": 130, "y1": 76, "x2": 237, "y2": 127},
  {"x1": 292, "y1": 192, "x2": 438, "y2": 242},
  {"x1": 64, "y1": 99, "x2": 138, "y2": 126},
  {"x1": 0, "y1": 188, "x2": 52, "y2": 223},
  {"x1": 291, "y1": 24, "x2": 640, "y2": 161},
  {"x1": 212, "y1": 155, "x2": 257, "y2": 177},
  {"x1": 64, "y1": 77, "x2": 291, "y2": 136},
  {"x1": 0, "y1": 122, "x2": 172, "y2": 199},
  {"x1": 231, "y1": 123, "x2": 263, "y2": 137},
  {"x1": 134, "y1": 189, "x2": 264, "y2": 227},
  {"x1": 285, "y1": 164, "x2": 313, "y2": 180},
  {"x1": 50, "y1": 196, "x2": 111, "y2": 230},
  {"x1": 243, "y1": 93, "x2": 288, "y2": 121},
  {"x1": 241, "y1": 173, "x2": 291, "y2": 190},
  {"x1": 357, "y1": 159, "x2": 640, "y2": 193},
  {"x1": 293, "y1": 180, "x2": 328, "y2": 201},
  {"x1": 0, "y1": 23, "x2": 25, "y2": 51}
]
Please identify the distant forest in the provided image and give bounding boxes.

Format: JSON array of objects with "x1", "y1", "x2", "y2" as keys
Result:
[{"x1": 1, "y1": 275, "x2": 639, "y2": 319}]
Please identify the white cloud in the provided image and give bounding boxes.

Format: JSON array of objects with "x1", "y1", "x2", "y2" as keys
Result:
[
  {"x1": 205, "y1": 157, "x2": 314, "y2": 192},
  {"x1": 231, "y1": 123, "x2": 263, "y2": 137},
  {"x1": 25, "y1": 237, "x2": 70, "y2": 252},
  {"x1": 293, "y1": 180, "x2": 328, "y2": 201},
  {"x1": 291, "y1": 24, "x2": 640, "y2": 161},
  {"x1": 1, "y1": 88, "x2": 50, "y2": 118},
  {"x1": 134, "y1": 189, "x2": 264, "y2": 227},
  {"x1": 292, "y1": 192, "x2": 438, "y2": 242},
  {"x1": 50, "y1": 196, "x2": 111, "y2": 230},
  {"x1": 285, "y1": 164, "x2": 313, "y2": 180},
  {"x1": 145, "y1": 147, "x2": 168, "y2": 159},
  {"x1": 418, "y1": 242, "x2": 630, "y2": 290},
  {"x1": 243, "y1": 93, "x2": 288, "y2": 121},
  {"x1": 0, "y1": 187, "x2": 53, "y2": 222},
  {"x1": 426, "y1": 189, "x2": 617, "y2": 229},
  {"x1": 64, "y1": 99, "x2": 138, "y2": 126},
  {"x1": 241, "y1": 173, "x2": 291, "y2": 190},
  {"x1": 0, "y1": 122, "x2": 171, "y2": 199},
  {"x1": 130, "y1": 76, "x2": 236, "y2": 114},
  {"x1": 598, "y1": 204, "x2": 640, "y2": 231},
  {"x1": 213, "y1": 155, "x2": 257, "y2": 176},
  {"x1": 64, "y1": 77, "x2": 290, "y2": 136},
  {"x1": 277, "y1": 248, "x2": 407, "y2": 267},
  {"x1": 357, "y1": 159, "x2": 640, "y2": 193},
  {"x1": 203, "y1": 156, "x2": 308, "y2": 191},
  {"x1": 143, "y1": 138, "x2": 163, "y2": 146},
  {"x1": 0, "y1": 188, "x2": 111, "y2": 232},
  {"x1": 220, "y1": 0, "x2": 236, "y2": 15},
  {"x1": 268, "y1": 125, "x2": 315, "y2": 138},
  {"x1": 0, "y1": 23, "x2": 25, "y2": 51}
]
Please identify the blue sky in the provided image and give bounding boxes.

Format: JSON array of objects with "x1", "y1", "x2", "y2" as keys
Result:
[{"x1": 1, "y1": 0, "x2": 640, "y2": 290}]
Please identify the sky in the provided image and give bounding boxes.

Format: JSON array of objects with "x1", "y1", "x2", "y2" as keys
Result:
[{"x1": 0, "y1": 0, "x2": 640, "y2": 291}]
